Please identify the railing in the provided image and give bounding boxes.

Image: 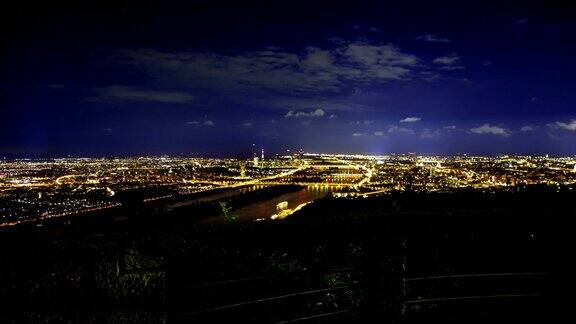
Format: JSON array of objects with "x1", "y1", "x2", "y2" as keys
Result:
[{"x1": 165, "y1": 241, "x2": 547, "y2": 323}]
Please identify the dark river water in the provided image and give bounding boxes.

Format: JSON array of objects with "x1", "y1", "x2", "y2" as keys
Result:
[
  {"x1": 167, "y1": 185, "x2": 267, "y2": 210},
  {"x1": 234, "y1": 186, "x2": 336, "y2": 221},
  {"x1": 181, "y1": 185, "x2": 338, "y2": 225}
]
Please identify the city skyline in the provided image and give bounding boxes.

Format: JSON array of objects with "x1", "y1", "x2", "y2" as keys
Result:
[
  {"x1": 2, "y1": 153, "x2": 575, "y2": 226},
  {"x1": 2, "y1": 1, "x2": 576, "y2": 155}
]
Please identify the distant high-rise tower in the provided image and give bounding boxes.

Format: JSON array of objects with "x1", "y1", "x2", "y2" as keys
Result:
[{"x1": 261, "y1": 148, "x2": 265, "y2": 160}]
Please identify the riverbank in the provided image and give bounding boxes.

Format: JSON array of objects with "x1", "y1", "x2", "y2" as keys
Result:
[{"x1": 0, "y1": 184, "x2": 307, "y2": 242}]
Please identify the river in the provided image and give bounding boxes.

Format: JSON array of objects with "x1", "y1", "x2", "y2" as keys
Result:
[
  {"x1": 170, "y1": 185, "x2": 339, "y2": 225},
  {"x1": 167, "y1": 185, "x2": 268, "y2": 210},
  {"x1": 233, "y1": 186, "x2": 337, "y2": 221}
]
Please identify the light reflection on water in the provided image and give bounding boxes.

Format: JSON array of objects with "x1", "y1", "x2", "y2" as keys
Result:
[{"x1": 234, "y1": 186, "x2": 338, "y2": 221}]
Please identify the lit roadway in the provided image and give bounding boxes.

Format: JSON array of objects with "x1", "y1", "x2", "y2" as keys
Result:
[
  {"x1": 259, "y1": 182, "x2": 351, "y2": 187},
  {"x1": 53, "y1": 160, "x2": 371, "y2": 189},
  {"x1": 228, "y1": 160, "x2": 374, "y2": 188},
  {"x1": 234, "y1": 163, "x2": 310, "y2": 187},
  {"x1": 210, "y1": 160, "x2": 373, "y2": 189},
  {"x1": 333, "y1": 158, "x2": 374, "y2": 189},
  {"x1": 52, "y1": 160, "x2": 373, "y2": 207},
  {"x1": 6, "y1": 161, "x2": 369, "y2": 228},
  {"x1": 181, "y1": 163, "x2": 311, "y2": 188}
]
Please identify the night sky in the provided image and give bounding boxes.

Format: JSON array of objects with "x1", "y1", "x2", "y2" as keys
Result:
[{"x1": 2, "y1": 1, "x2": 576, "y2": 156}]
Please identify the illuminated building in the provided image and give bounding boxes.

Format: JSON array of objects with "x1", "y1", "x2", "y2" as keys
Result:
[{"x1": 1, "y1": 154, "x2": 576, "y2": 226}]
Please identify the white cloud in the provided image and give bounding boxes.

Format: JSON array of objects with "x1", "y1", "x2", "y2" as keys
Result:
[
  {"x1": 350, "y1": 120, "x2": 374, "y2": 125},
  {"x1": 520, "y1": 125, "x2": 535, "y2": 132},
  {"x1": 550, "y1": 119, "x2": 576, "y2": 131},
  {"x1": 415, "y1": 34, "x2": 450, "y2": 43},
  {"x1": 113, "y1": 41, "x2": 423, "y2": 97},
  {"x1": 95, "y1": 86, "x2": 194, "y2": 103},
  {"x1": 242, "y1": 122, "x2": 253, "y2": 127},
  {"x1": 373, "y1": 131, "x2": 385, "y2": 136},
  {"x1": 301, "y1": 47, "x2": 334, "y2": 70},
  {"x1": 254, "y1": 96, "x2": 373, "y2": 112},
  {"x1": 285, "y1": 108, "x2": 325, "y2": 118},
  {"x1": 470, "y1": 124, "x2": 510, "y2": 137},
  {"x1": 433, "y1": 53, "x2": 460, "y2": 65},
  {"x1": 352, "y1": 132, "x2": 364, "y2": 137},
  {"x1": 443, "y1": 125, "x2": 457, "y2": 130},
  {"x1": 310, "y1": 109, "x2": 326, "y2": 117},
  {"x1": 400, "y1": 116, "x2": 421, "y2": 123},
  {"x1": 388, "y1": 126, "x2": 414, "y2": 134},
  {"x1": 343, "y1": 43, "x2": 418, "y2": 67},
  {"x1": 421, "y1": 129, "x2": 441, "y2": 139},
  {"x1": 421, "y1": 71, "x2": 441, "y2": 82},
  {"x1": 108, "y1": 43, "x2": 465, "y2": 118},
  {"x1": 329, "y1": 114, "x2": 337, "y2": 119},
  {"x1": 186, "y1": 120, "x2": 213, "y2": 127}
]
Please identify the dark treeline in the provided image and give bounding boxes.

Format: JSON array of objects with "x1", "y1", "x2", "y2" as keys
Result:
[{"x1": 0, "y1": 185, "x2": 567, "y2": 323}]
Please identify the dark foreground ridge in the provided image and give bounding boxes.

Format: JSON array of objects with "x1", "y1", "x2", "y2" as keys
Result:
[{"x1": 0, "y1": 186, "x2": 565, "y2": 323}]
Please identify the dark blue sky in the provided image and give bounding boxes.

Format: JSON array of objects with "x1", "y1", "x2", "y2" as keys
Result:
[{"x1": 2, "y1": 0, "x2": 576, "y2": 156}]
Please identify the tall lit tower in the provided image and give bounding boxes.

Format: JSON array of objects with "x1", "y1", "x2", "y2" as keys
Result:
[{"x1": 261, "y1": 148, "x2": 265, "y2": 160}]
